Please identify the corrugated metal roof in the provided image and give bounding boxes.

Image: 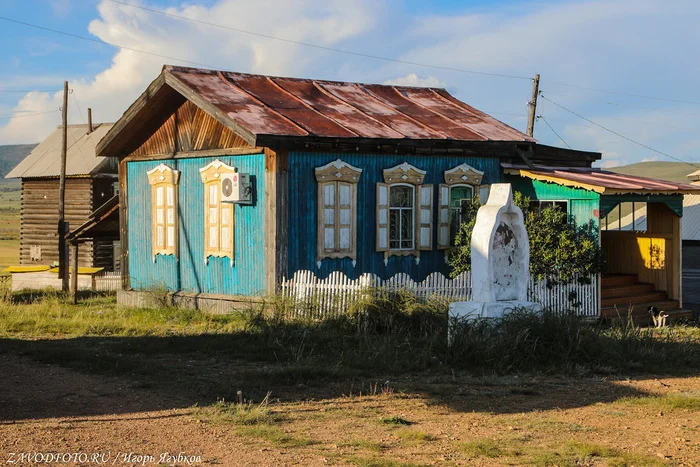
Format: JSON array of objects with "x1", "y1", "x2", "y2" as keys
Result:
[
  {"x1": 504, "y1": 164, "x2": 700, "y2": 195},
  {"x1": 6, "y1": 123, "x2": 115, "y2": 178},
  {"x1": 165, "y1": 65, "x2": 534, "y2": 143},
  {"x1": 683, "y1": 194, "x2": 700, "y2": 241}
]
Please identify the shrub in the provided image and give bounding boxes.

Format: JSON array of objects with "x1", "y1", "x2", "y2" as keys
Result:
[{"x1": 448, "y1": 192, "x2": 603, "y2": 286}]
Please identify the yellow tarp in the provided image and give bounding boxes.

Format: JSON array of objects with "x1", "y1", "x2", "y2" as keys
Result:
[
  {"x1": 3, "y1": 265, "x2": 51, "y2": 273},
  {"x1": 48, "y1": 267, "x2": 104, "y2": 275}
]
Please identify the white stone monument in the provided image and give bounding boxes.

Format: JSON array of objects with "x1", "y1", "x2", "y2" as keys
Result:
[{"x1": 449, "y1": 183, "x2": 542, "y2": 325}]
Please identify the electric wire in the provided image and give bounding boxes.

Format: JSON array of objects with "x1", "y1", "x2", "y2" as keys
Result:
[
  {"x1": 0, "y1": 109, "x2": 60, "y2": 121},
  {"x1": 539, "y1": 93, "x2": 700, "y2": 170},
  {"x1": 108, "y1": 0, "x2": 700, "y2": 106},
  {"x1": 537, "y1": 115, "x2": 571, "y2": 149},
  {"x1": 0, "y1": 15, "x2": 221, "y2": 69},
  {"x1": 106, "y1": 0, "x2": 532, "y2": 81},
  {"x1": 0, "y1": 89, "x2": 62, "y2": 93}
]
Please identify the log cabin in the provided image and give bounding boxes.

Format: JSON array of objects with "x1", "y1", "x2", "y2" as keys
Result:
[{"x1": 6, "y1": 123, "x2": 119, "y2": 269}]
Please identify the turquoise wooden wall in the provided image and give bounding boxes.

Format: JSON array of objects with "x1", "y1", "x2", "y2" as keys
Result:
[
  {"x1": 507, "y1": 176, "x2": 601, "y2": 229},
  {"x1": 287, "y1": 152, "x2": 502, "y2": 281},
  {"x1": 127, "y1": 154, "x2": 266, "y2": 295}
]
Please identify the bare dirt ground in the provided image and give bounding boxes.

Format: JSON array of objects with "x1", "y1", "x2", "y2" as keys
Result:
[{"x1": 1, "y1": 354, "x2": 698, "y2": 466}]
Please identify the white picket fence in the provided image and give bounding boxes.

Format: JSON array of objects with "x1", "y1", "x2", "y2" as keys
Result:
[
  {"x1": 280, "y1": 270, "x2": 599, "y2": 319},
  {"x1": 93, "y1": 271, "x2": 121, "y2": 292}
]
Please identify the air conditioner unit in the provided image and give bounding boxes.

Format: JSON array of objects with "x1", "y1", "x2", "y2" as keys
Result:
[{"x1": 221, "y1": 172, "x2": 252, "y2": 204}]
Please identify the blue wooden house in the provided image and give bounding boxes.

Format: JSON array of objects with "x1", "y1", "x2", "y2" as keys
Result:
[{"x1": 96, "y1": 66, "x2": 699, "y2": 319}]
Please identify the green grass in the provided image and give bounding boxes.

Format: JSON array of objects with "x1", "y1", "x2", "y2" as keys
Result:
[
  {"x1": 194, "y1": 393, "x2": 281, "y2": 425},
  {"x1": 341, "y1": 439, "x2": 386, "y2": 452},
  {"x1": 394, "y1": 429, "x2": 436, "y2": 443},
  {"x1": 236, "y1": 425, "x2": 315, "y2": 448},
  {"x1": 0, "y1": 293, "x2": 248, "y2": 337},
  {"x1": 459, "y1": 439, "x2": 505, "y2": 458},
  {"x1": 617, "y1": 393, "x2": 700, "y2": 411},
  {"x1": 345, "y1": 456, "x2": 428, "y2": 467},
  {"x1": 380, "y1": 416, "x2": 413, "y2": 426},
  {"x1": 531, "y1": 441, "x2": 665, "y2": 467}
]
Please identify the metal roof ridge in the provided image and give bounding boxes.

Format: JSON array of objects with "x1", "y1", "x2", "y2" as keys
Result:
[{"x1": 216, "y1": 71, "x2": 309, "y2": 136}]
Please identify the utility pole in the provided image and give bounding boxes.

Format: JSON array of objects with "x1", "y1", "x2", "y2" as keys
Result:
[
  {"x1": 58, "y1": 81, "x2": 69, "y2": 292},
  {"x1": 526, "y1": 73, "x2": 540, "y2": 137}
]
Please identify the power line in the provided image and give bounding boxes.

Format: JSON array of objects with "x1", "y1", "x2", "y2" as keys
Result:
[
  {"x1": 0, "y1": 109, "x2": 60, "y2": 121},
  {"x1": 545, "y1": 80, "x2": 700, "y2": 106},
  {"x1": 537, "y1": 115, "x2": 571, "y2": 149},
  {"x1": 109, "y1": 0, "x2": 700, "y2": 106},
  {"x1": 541, "y1": 89, "x2": 700, "y2": 118},
  {"x1": 0, "y1": 15, "x2": 221, "y2": 69},
  {"x1": 107, "y1": 0, "x2": 533, "y2": 81},
  {"x1": 0, "y1": 88, "x2": 62, "y2": 93},
  {"x1": 539, "y1": 93, "x2": 700, "y2": 170}
]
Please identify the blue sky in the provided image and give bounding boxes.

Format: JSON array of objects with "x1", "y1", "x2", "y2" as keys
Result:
[{"x1": 1, "y1": 0, "x2": 699, "y2": 170}]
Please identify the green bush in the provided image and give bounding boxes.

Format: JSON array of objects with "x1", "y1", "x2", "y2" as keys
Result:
[{"x1": 448, "y1": 192, "x2": 603, "y2": 286}]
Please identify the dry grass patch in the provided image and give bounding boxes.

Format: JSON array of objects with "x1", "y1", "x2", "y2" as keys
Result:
[
  {"x1": 459, "y1": 439, "x2": 506, "y2": 458},
  {"x1": 235, "y1": 424, "x2": 316, "y2": 448},
  {"x1": 531, "y1": 441, "x2": 667, "y2": 467}
]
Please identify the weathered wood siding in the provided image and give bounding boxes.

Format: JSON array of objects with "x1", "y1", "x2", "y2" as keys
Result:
[
  {"x1": 287, "y1": 152, "x2": 502, "y2": 281},
  {"x1": 20, "y1": 177, "x2": 116, "y2": 268},
  {"x1": 129, "y1": 100, "x2": 252, "y2": 158}
]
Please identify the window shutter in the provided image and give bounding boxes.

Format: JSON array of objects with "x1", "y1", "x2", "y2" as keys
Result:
[
  {"x1": 437, "y1": 184, "x2": 450, "y2": 249},
  {"x1": 376, "y1": 183, "x2": 389, "y2": 252},
  {"x1": 417, "y1": 184, "x2": 433, "y2": 250}
]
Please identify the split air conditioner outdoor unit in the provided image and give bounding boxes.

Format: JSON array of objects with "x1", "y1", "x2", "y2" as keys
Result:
[{"x1": 221, "y1": 172, "x2": 252, "y2": 204}]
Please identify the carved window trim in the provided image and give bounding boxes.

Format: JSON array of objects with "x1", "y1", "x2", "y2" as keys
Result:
[
  {"x1": 377, "y1": 163, "x2": 432, "y2": 264},
  {"x1": 315, "y1": 159, "x2": 362, "y2": 267},
  {"x1": 147, "y1": 163, "x2": 180, "y2": 260},
  {"x1": 438, "y1": 164, "x2": 485, "y2": 249},
  {"x1": 199, "y1": 159, "x2": 236, "y2": 265}
]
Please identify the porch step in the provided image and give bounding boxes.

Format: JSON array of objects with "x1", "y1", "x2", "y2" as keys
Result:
[
  {"x1": 601, "y1": 274, "x2": 638, "y2": 288},
  {"x1": 601, "y1": 292, "x2": 668, "y2": 308},
  {"x1": 601, "y1": 283, "x2": 655, "y2": 299}
]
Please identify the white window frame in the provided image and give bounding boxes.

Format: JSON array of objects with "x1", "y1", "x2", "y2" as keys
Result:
[
  {"x1": 377, "y1": 163, "x2": 432, "y2": 264},
  {"x1": 147, "y1": 163, "x2": 180, "y2": 261},
  {"x1": 199, "y1": 159, "x2": 237, "y2": 265},
  {"x1": 315, "y1": 159, "x2": 362, "y2": 267}
]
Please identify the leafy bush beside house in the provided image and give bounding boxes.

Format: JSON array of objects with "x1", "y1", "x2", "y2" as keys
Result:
[{"x1": 448, "y1": 192, "x2": 603, "y2": 286}]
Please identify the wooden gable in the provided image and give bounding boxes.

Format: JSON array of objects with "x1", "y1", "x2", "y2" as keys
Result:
[{"x1": 129, "y1": 100, "x2": 252, "y2": 158}]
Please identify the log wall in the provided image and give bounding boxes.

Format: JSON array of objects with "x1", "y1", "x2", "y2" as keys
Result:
[{"x1": 20, "y1": 177, "x2": 117, "y2": 269}]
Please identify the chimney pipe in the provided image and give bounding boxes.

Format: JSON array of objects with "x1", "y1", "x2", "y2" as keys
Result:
[{"x1": 87, "y1": 108, "x2": 93, "y2": 134}]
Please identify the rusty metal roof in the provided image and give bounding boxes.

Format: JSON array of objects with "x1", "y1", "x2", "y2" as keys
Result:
[
  {"x1": 503, "y1": 164, "x2": 700, "y2": 195},
  {"x1": 164, "y1": 65, "x2": 534, "y2": 143},
  {"x1": 6, "y1": 123, "x2": 116, "y2": 179}
]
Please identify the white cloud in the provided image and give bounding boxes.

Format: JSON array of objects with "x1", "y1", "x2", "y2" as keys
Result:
[
  {"x1": 383, "y1": 74, "x2": 445, "y2": 88},
  {"x1": 1, "y1": 0, "x2": 700, "y2": 170},
  {"x1": 0, "y1": 0, "x2": 378, "y2": 143}
]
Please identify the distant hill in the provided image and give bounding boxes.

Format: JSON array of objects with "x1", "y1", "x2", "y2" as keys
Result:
[
  {"x1": 608, "y1": 161, "x2": 700, "y2": 183},
  {"x1": 0, "y1": 144, "x2": 36, "y2": 188}
]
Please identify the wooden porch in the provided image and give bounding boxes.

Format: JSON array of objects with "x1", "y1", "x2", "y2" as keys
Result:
[{"x1": 601, "y1": 202, "x2": 691, "y2": 323}]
